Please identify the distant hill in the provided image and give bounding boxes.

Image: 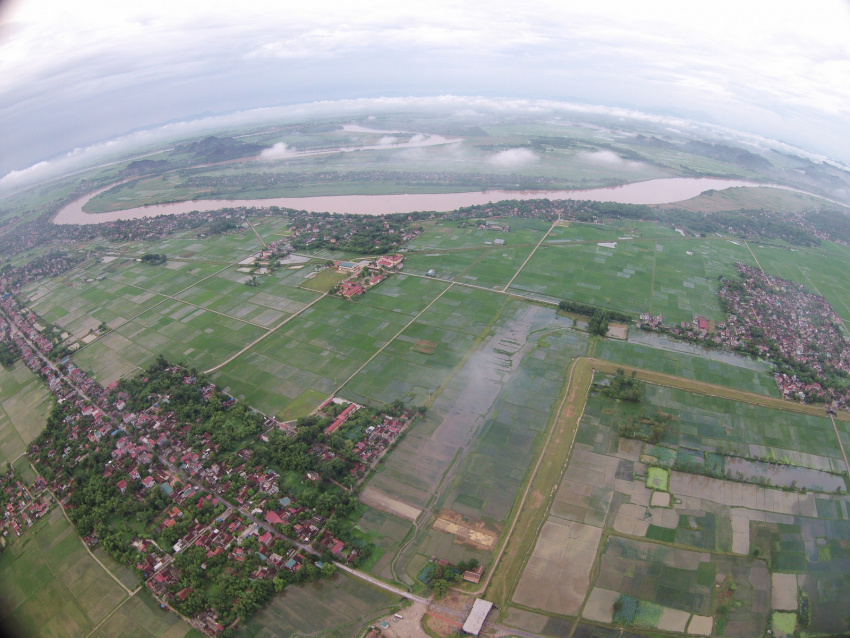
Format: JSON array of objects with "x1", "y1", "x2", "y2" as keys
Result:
[
  {"x1": 683, "y1": 140, "x2": 772, "y2": 171},
  {"x1": 176, "y1": 135, "x2": 267, "y2": 163},
  {"x1": 121, "y1": 159, "x2": 170, "y2": 176}
]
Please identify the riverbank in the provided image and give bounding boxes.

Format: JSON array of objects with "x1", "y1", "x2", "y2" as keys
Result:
[{"x1": 52, "y1": 178, "x2": 800, "y2": 225}]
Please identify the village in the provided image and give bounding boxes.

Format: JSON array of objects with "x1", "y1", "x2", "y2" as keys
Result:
[
  {"x1": 0, "y1": 291, "x2": 416, "y2": 635},
  {"x1": 330, "y1": 253, "x2": 405, "y2": 299},
  {"x1": 638, "y1": 263, "x2": 850, "y2": 407}
]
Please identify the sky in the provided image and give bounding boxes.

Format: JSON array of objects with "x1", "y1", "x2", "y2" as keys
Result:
[{"x1": 1, "y1": 0, "x2": 850, "y2": 188}]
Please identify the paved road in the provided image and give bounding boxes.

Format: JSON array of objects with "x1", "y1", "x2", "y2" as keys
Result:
[{"x1": 333, "y1": 563, "x2": 430, "y2": 604}]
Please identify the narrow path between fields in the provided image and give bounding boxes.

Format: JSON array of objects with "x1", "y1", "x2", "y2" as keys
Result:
[
  {"x1": 503, "y1": 216, "x2": 559, "y2": 291},
  {"x1": 829, "y1": 414, "x2": 850, "y2": 474},
  {"x1": 113, "y1": 281, "x2": 270, "y2": 328},
  {"x1": 334, "y1": 283, "x2": 455, "y2": 394},
  {"x1": 744, "y1": 239, "x2": 765, "y2": 273},
  {"x1": 469, "y1": 356, "x2": 582, "y2": 598},
  {"x1": 85, "y1": 590, "x2": 136, "y2": 638},
  {"x1": 204, "y1": 292, "x2": 327, "y2": 374},
  {"x1": 246, "y1": 218, "x2": 268, "y2": 248}
]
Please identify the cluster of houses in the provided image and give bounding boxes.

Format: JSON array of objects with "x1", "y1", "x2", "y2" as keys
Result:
[
  {"x1": 637, "y1": 263, "x2": 850, "y2": 407},
  {"x1": 235, "y1": 239, "x2": 295, "y2": 277},
  {"x1": 0, "y1": 309, "x2": 415, "y2": 635},
  {"x1": 0, "y1": 474, "x2": 50, "y2": 547},
  {"x1": 333, "y1": 253, "x2": 404, "y2": 299},
  {"x1": 288, "y1": 213, "x2": 423, "y2": 252},
  {"x1": 313, "y1": 395, "x2": 411, "y2": 480},
  {"x1": 0, "y1": 294, "x2": 53, "y2": 357}
]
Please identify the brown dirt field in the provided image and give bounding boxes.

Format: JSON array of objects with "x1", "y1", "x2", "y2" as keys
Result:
[
  {"x1": 361, "y1": 487, "x2": 422, "y2": 522},
  {"x1": 606, "y1": 323, "x2": 628, "y2": 339},
  {"x1": 485, "y1": 359, "x2": 593, "y2": 608},
  {"x1": 512, "y1": 519, "x2": 602, "y2": 614},
  {"x1": 412, "y1": 340, "x2": 438, "y2": 354},
  {"x1": 424, "y1": 613, "x2": 461, "y2": 637},
  {"x1": 432, "y1": 510, "x2": 498, "y2": 550}
]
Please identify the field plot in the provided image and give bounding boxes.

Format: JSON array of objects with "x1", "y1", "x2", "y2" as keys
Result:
[
  {"x1": 595, "y1": 337, "x2": 779, "y2": 396},
  {"x1": 545, "y1": 223, "x2": 625, "y2": 244},
  {"x1": 649, "y1": 239, "x2": 757, "y2": 323},
  {"x1": 406, "y1": 219, "x2": 549, "y2": 252},
  {"x1": 174, "y1": 266, "x2": 320, "y2": 326},
  {"x1": 120, "y1": 224, "x2": 270, "y2": 263},
  {"x1": 509, "y1": 238, "x2": 655, "y2": 313},
  {"x1": 632, "y1": 384, "x2": 847, "y2": 474},
  {"x1": 400, "y1": 250, "x2": 482, "y2": 283},
  {"x1": 215, "y1": 275, "x2": 446, "y2": 416},
  {"x1": 595, "y1": 537, "x2": 716, "y2": 616},
  {"x1": 355, "y1": 506, "x2": 414, "y2": 577},
  {"x1": 22, "y1": 267, "x2": 166, "y2": 339},
  {"x1": 237, "y1": 571, "x2": 399, "y2": 638},
  {"x1": 358, "y1": 301, "x2": 587, "y2": 582},
  {"x1": 343, "y1": 285, "x2": 504, "y2": 406},
  {"x1": 0, "y1": 361, "x2": 51, "y2": 464},
  {"x1": 751, "y1": 243, "x2": 850, "y2": 321},
  {"x1": 461, "y1": 245, "x2": 537, "y2": 289},
  {"x1": 92, "y1": 590, "x2": 198, "y2": 638},
  {"x1": 747, "y1": 515, "x2": 850, "y2": 637},
  {"x1": 510, "y1": 231, "x2": 758, "y2": 324},
  {"x1": 0, "y1": 509, "x2": 133, "y2": 638},
  {"x1": 99, "y1": 259, "x2": 228, "y2": 297},
  {"x1": 504, "y1": 362, "x2": 850, "y2": 637},
  {"x1": 73, "y1": 303, "x2": 268, "y2": 383}
]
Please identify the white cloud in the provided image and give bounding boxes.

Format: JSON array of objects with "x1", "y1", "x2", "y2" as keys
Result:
[
  {"x1": 259, "y1": 142, "x2": 293, "y2": 160},
  {"x1": 489, "y1": 148, "x2": 539, "y2": 167},
  {"x1": 378, "y1": 136, "x2": 398, "y2": 145},
  {"x1": 0, "y1": 160, "x2": 50, "y2": 187},
  {"x1": 577, "y1": 150, "x2": 643, "y2": 170}
]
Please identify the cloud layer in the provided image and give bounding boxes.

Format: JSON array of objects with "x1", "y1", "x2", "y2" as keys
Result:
[{"x1": 1, "y1": 0, "x2": 849, "y2": 178}]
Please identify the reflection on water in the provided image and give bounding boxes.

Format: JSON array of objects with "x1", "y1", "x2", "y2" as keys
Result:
[
  {"x1": 53, "y1": 178, "x2": 792, "y2": 225},
  {"x1": 725, "y1": 456, "x2": 845, "y2": 492}
]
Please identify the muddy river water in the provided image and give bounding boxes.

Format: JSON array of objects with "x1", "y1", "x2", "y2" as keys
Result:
[{"x1": 53, "y1": 178, "x2": 799, "y2": 225}]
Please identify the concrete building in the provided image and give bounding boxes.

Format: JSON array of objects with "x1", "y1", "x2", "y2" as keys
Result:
[{"x1": 462, "y1": 599, "x2": 494, "y2": 636}]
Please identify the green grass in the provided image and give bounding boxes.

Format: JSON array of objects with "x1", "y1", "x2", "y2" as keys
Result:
[
  {"x1": 595, "y1": 338, "x2": 779, "y2": 397},
  {"x1": 772, "y1": 611, "x2": 797, "y2": 635},
  {"x1": 646, "y1": 525, "x2": 676, "y2": 542},
  {"x1": 237, "y1": 571, "x2": 400, "y2": 638},
  {"x1": 300, "y1": 268, "x2": 348, "y2": 292},
  {"x1": 213, "y1": 276, "x2": 448, "y2": 417},
  {"x1": 0, "y1": 509, "x2": 139, "y2": 638},
  {"x1": 646, "y1": 467, "x2": 670, "y2": 491},
  {"x1": 0, "y1": 363, "x2": 53, "y2": 465},
  {"x1": 277, "y1": 388, "x2": 329, "y2": 421},
  {"x1": 509, "y1": 233, "x2": 758, "y2": 324}
]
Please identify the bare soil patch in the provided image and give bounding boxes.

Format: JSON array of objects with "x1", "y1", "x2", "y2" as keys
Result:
[
  {"x1": 432, "y1": 510, "x2": 498, "y2": 550},
  {"x1": 361, "y1": 487, "x2": 422, "y2": 522},
  {"x1": 412, "y1": 339, "x2": 438, "y2": 355}
]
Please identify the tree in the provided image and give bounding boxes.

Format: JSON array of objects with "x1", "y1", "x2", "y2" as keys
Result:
[{"x1": 431, "y1": 579, "x2": 450, "y2": 598}]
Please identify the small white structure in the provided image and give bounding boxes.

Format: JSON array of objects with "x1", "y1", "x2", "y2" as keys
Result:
[{"x1": 462, "y1": 599, "x2": 494, "y2": 636}]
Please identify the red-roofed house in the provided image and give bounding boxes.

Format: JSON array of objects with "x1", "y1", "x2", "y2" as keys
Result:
[
  {"x1": 324, "y1": 403, "x2": 358, "y2": 434},
  {"x1": 376, "y1": 254, "x2": 403, "y2": 269},
  {"x1": 339, "y1": 281, "x2": 364, "y2": 298},
  {"x1": 265, "y1": 510, "x2": 284, "y2": 525}
]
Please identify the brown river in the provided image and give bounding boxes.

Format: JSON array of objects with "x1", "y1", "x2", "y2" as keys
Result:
[{"x1": 52, "y1": 178, "x2": 797, "y2": 225}]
